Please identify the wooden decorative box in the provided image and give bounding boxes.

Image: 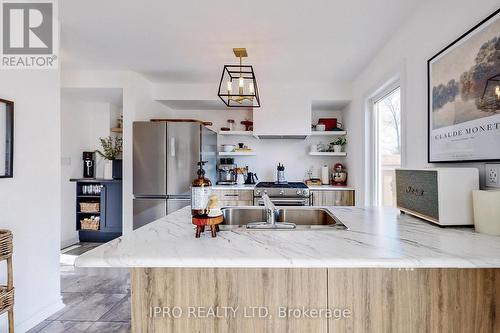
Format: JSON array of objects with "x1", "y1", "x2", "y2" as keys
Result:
[{"x1": 79, "y1": 202, "x2": 100, "y2": 213}]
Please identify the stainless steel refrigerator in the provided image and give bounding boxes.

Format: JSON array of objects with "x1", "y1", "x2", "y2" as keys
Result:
[{"x1": 133, "y1": 121, "x2": 217, "y2": 229}]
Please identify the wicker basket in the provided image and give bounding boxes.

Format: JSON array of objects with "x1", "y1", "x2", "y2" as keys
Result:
[
  {"x1": 79, "y1": 202, "x2": 100, "y2": 213},
  {"x1": 0, "y1": 230, "x2": 12, "y2": 262},
  {"x1": 0, "y1": 286, "x2": 14, "y2": 313},
  {"x1": 81, "y1": 219, "x2": 100, "y2": 230}
]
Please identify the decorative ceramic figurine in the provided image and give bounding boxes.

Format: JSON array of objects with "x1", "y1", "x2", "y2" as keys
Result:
[{"x1": 332, "y1": 163, "x2": 348, "y2": 186}]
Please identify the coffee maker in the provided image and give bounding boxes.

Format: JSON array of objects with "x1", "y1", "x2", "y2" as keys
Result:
[
  {"x1": 82, "y1": 151, "x2": 95, "y2": 178},
  {"x1": 217, "y1": 158, "x2": 237, "y2": 185}
]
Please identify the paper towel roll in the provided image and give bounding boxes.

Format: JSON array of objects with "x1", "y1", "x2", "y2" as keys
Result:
[
  {"x1": 321, "y1": 165, "x2": 329, "y2": 185},
  {"x1": 473, "y1": 190, "x2": 500, "y2": 236}
]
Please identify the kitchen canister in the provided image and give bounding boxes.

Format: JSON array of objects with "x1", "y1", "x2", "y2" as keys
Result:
[{"x1": 472, "y1": 190, "x2": 500, "y2": 236}]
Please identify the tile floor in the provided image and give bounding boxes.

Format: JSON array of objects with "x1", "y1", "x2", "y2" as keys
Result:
[{"x1": 27, "y1": 243, "x2": 131, "y2": 333}]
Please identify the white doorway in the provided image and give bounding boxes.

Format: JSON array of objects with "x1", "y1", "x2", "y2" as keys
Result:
[{"x1": 60, "y1": 88, "x2": 124, "y2": 248}]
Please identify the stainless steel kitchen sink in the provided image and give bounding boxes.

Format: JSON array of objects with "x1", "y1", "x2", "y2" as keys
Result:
[{"x1": 220, "y1": 207, "x2": 347, "y2": 230}]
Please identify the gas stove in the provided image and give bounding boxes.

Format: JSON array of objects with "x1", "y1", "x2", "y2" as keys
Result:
[
  {"x1": 255, "y1": 182, "x2": 308, "y2": 189},
  {"x1": 254, "y1": 182, "x2": 310, "y2": 206}
]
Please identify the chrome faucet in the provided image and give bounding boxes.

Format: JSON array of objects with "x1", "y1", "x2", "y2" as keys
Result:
[
  {"x1": 247, "y1": 194, "x2": 296, "y2": 229},
  {"x1": 262, "y1": 193, "x2": 278, "y2": 225}
]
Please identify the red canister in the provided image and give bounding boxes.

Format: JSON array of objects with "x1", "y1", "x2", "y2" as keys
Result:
[{"x1": 317, "y1": 118, "x2": 337, "y2": 131}]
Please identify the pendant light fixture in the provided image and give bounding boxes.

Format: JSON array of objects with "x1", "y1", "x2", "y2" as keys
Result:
[
  {"x1": 218, "y1": 48, "x2": 261, "y2": 108},
  {"x1": 480, "y1": 73, "x2": 500, "y2": 110}
]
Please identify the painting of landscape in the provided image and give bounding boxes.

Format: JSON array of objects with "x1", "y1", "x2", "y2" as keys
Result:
[{"x1": 429, "y1": 10, "x2": 500, "y2": 162}]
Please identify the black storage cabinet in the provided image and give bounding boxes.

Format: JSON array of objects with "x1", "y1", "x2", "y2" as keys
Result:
[{"x1": 71, "y1": 179, "x2": 123, "y2": 242}]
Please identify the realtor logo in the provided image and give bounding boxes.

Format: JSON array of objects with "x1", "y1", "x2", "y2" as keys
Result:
[{"x1": 1, "y1": 0, "x2": 58, "y2": 69}]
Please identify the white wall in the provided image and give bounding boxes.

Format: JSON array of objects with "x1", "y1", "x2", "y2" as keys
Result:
[
  {"x1": 60, "y1": 97, "x2": 112, "y2": 248},
  {"x1": 0, "y1": 70, "x2": 64, "y2": 331},
  {"x1": 61, "y1": 70, "x2": 170, "y2": 234},
  {"x1": 153, "y1": 80, "x2": 353, "y2": 182},
  {"x1": 345, "y1": 0, "x2": 500, "y2": 206},
  {"x1": 163, "y1": 107, "x2": 348, "y2": 181},
  {"x1": 153, "y1": 81, "x2": 352, "y2": 136},
  {"x1": 218, "y1": 137, "x2": 344, "y2": 181},
  {"x1": 62, "y1": 70, "x2": 348, "y2": 230}
]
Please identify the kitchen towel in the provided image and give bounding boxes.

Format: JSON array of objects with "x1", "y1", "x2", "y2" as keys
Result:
[{"x1": 321, "y1": 165, "x2": 329, "y2": 185}]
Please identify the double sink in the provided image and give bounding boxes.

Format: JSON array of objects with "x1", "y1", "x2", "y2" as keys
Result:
[{"x1": 220, "y1": 207, "x2": 347, "y2": 230}]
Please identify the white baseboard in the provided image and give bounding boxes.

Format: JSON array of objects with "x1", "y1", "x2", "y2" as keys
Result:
[
  {"x1": 61, "y1": 236, "x2": 79, "y2": 250},
  {"x1": 16, "y1": 297, "x2": 65, "y2": 333}
]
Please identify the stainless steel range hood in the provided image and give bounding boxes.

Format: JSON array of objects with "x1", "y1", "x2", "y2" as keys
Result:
[{"x1": 256, "y1": 134, "x2": 308, "y2": 140}]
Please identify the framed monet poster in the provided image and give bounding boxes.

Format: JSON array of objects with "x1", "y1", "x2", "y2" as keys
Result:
[{"x1": 428, "y1": 8, "x2": 500, "y2": 163}]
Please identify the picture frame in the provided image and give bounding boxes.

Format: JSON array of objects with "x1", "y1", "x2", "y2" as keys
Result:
[
  {"x1": 428, "y1": 8, "x2": 500, "y2": 163},
  {"x1": 0, "y1": 98, "x2": 14, "y2": 178}
]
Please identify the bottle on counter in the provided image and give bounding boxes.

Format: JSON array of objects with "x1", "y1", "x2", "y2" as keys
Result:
[
  {"x1": 277, "y1": 163, "x2": 286, "y2": 184},
  {"x1": 191, "y1": 161, "x2": 212, "y2": 216},
  {"x1": 191, "y1": 161, "x2": 224, "y2": 238}
]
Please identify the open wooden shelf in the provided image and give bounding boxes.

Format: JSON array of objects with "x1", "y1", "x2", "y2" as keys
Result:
[
  {"x1": 111, "y1": 127, "x2": 123, "y2": 134},
  {"x1": 218, "y1": 151, "x2": 256, "y2": 156},
  {"x1": 218, "y1": 130, "x2": 254, "y2": 136},
  {"x1": 309, "y1": 131, "x2": 346, "y2": 136},
  {"x1": 309, "y1": 152, "x2": 347, "y2": 156}
]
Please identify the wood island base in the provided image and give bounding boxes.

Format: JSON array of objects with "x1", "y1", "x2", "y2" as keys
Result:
[{"x1": 131, "y1": 268, "x2": 500, "y2": 333}]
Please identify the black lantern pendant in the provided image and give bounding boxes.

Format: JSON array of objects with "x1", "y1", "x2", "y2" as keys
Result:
[
  {"x1": 218, "y1": 48, "x2": 261, "y2": 108},
  {"x1": 479, "y1": 73, "x2": 500, "y2": 111}
]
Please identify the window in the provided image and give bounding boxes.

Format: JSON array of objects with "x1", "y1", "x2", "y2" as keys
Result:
[{"x1": 373, "y1": 87, "x2": 401, "y2": 206}]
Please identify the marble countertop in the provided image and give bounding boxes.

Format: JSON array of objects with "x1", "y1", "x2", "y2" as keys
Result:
[
  {"x1": 308, "y1": 185, "x2": 355, "y2": 191},
  {"x1": 69, "y1": 178, "x2": 122, "y2": 183},
  {"x1": 212, "y1": 184, "x2": 255, "y2": 190},
  {"x1": 212, "y1": 184, "x2": 354, "y2": 191},
  {"x1": 75, "y1": 206, "x2": 500, "y2": 269}
]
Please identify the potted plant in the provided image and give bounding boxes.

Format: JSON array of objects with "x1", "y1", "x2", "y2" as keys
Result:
[
  {"x1": 96, "y1": 136, "x2": 123, "y2": 179},
  {"x1": 331, "y1": 137, "x2": 346, "y2": 153}
]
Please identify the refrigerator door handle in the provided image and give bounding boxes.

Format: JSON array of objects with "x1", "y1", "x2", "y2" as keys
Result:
[{"x1": 170, "y1": 137, "x2": 176, "y2": 157}]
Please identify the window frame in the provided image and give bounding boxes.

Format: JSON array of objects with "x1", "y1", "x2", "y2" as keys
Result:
[{"x1": 368, "y1": 79, "x2": 405, "y2": 206}]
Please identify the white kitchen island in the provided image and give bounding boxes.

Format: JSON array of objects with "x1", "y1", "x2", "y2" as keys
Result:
[{"x1": 76, "y1": 206, "x2": 500, "y2": 333}]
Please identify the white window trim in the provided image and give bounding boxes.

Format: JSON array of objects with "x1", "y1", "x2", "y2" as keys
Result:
[{"x1": 365, "y1": 71, "x2": 407, "y2": 206}]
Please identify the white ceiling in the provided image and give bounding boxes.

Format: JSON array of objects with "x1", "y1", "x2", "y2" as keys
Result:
[
  {"x1": 311, "y1": 100, "x2": 350, "y2": 111},
  {"x1": 60, "y1": 0, "x2": 424, "y2": 85},
  {"x1": 61, "y1": 88, "x2": 123, "y2": 107}
]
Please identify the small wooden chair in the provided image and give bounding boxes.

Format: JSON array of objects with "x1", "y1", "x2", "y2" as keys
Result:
[{"x1": 0, "y1": 230, "x2": 14, "y2": 333}]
